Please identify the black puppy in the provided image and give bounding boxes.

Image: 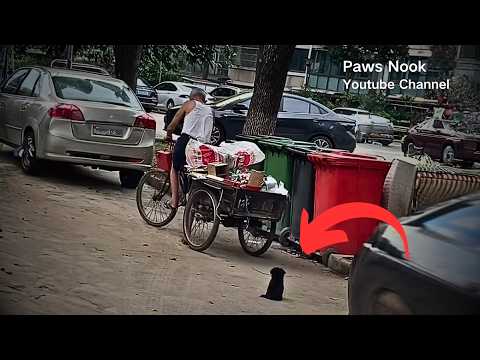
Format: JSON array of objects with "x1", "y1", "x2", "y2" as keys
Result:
[{"x1": 261, "y1": 267, "x2": 286, "y2": 301}]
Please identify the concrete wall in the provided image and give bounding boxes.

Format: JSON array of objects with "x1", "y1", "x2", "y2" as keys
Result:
[
  {"x1": 228, "y1": 67, "x2": 256, "y2": 87},
  {"x1": 228, "y1": 66, "x2": 306, "y2": 89},
  {"x1": 285, "y1": 72, "x2": 306, "y2": 89}
]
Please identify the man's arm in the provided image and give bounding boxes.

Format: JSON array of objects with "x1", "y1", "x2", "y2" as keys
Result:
[{"x1": 166, "y1": 100, "x2": 194, "y2": 140}]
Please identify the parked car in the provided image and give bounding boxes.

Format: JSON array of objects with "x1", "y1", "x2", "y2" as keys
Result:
[
  {"x1": 153, "y1": 81, "x2": 214, "y2": 110},
  {"x1": 136, "y1": 78, "x2": 158, "y2": 113},
  {"x1": 348, "y1": 192, "x2": 480, "y2": 314},
  {"x1": 209, "y1": 85, "x2": 242, "y2": 101},
  {"x1": 333, "y1": 107, "x2": 395, "y2": 146},
  {"x1": 164, "y1": 92, "x2": 356, "y2": 151},
  {"x1": 182, "y1": 84, "x2": 214, "y2": 103},
  {"x1": 0, "y1": 66, "x2": 156, "y2": 188},
  {"x1": 402, "y1": 118, "x2": 480, "y2": 167}
]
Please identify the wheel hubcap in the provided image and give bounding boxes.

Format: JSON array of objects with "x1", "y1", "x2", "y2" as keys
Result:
[
  {"x1": 210, "y1": 126, "x2": 221, "y2": 144},
  {"x1": 444, "y1": 148, "x2": 454, "y2": 163},
  {"x1": 314, "y1": 138, "x2": 330, "y2": 148},
  {"x1": 22, "y1": 136, "x2": 35, "y2": 168}
]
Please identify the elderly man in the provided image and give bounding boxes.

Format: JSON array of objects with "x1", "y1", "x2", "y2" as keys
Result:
[{"x1": 165, "y1": 88, "x2": 213, "y2": 209}]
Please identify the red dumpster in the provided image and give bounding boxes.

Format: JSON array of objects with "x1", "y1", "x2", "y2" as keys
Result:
[{"x1": 307, "y1": 152, "x2": 391, "y2": 255}]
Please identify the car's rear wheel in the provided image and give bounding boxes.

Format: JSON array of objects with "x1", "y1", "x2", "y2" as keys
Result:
[
  {"x1": 442, "y1": 145, "x2": 455, "y2": 164},
  {"x1": 166, "y1": 100, "x2": 174, "y2": 110},
  {"x1": 210, "y1": 123, "x2": 225, "y2": 145},
  {"x1": 404, "y1": 141, "x2": 414, "y2": 156},
  {"x1": 312, "y1": 135, "x2": 333, "y2": 149},
  {"x1": 119, "y1": 169, "x2": 144, "y2": 189},
  {"x1": 20, "y1": 130, "x2": 40, "y2": 175}
]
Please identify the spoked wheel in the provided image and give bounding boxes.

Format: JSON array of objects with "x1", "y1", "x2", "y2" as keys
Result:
[
  {"x1": 136, "y1": 169, "x2": 177, "y2": 227},
  {"x1": 183, "y1": 188, "x2": 220, "y2": 252},
  {"x1": 209, "y1": 123, "x2": 225, "y2": 146},
  {"x1": 20, "y1": 131, "x2": 40, "y2": 175},
  {"x1": 442, "y1": 145, "x2": 455, "y2": 165},
  {"x1": 238, "y1": 219, "x2": 275, "y2": 257},
  {"x1": 312, "y1": 135, "x2": 333, "y2": 149}
]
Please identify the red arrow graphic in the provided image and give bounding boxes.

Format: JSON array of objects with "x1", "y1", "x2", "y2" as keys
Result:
[{"x1": 300, "y1": 202, "x2": 410, "y2": 260}]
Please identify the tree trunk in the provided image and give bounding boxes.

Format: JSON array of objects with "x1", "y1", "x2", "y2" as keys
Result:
[
  {"x1": 243, "y1": 45, "x2": 296, "y2": 135},
  {"x1": 114, "y1": 45, "x2": 143, "y2": 91}
]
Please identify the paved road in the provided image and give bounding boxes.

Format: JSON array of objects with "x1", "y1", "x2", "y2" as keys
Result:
[
  {"x1": 150, "y1": 112, "x2": 479, "y2": 172},
  {"x1": 355, "y1": 141, "x2": 404, "y2": 161},
  {"x1": 0, "y1": 144, "x2": 347, "y2": 315}
]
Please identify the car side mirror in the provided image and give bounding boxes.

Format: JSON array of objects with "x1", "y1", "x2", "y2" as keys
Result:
[{"x1": 232, "y1": 103, "x2": 248, "y2": 113}]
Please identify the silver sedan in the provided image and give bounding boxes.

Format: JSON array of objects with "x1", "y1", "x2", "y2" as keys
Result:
[{"x1": 0, "y1": 66, "x2": 156, "y2": 188}]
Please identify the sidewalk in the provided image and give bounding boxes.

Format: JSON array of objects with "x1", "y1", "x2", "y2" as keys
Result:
[{"x1": 0, "y1": 147, "x2": 348, "y2": 314}]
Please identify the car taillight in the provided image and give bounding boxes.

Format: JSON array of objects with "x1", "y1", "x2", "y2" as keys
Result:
[
  {"x1": 49, "y1": 104, "x2": 84, "y2": 121},
  {"x1": 134, "y1": 114, "x2": 156, "y2": 130}
]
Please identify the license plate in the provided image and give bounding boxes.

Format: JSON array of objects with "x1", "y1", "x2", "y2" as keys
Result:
[
  {"x1": 92, "y1": 124, "x2": 124, "y2": 137},
  {"x1": 138, "y1": 90, "x2": 149, "y2": 96}
]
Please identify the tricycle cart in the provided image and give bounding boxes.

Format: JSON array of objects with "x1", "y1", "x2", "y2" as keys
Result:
[
  {"x1": 183, "y1": 174, "x2": 287, "y2": 256},
  {"x1": 136, "y1": 140, "x2": 288, "y2": 257}
]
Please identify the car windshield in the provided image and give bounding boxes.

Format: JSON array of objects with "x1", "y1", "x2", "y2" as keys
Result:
[
  {"x1": 52, "y1": 76, "x2": 143, "y2": 110},
  {"x1": 213, "y1": 92, "x2": 252, "y2": 107}
]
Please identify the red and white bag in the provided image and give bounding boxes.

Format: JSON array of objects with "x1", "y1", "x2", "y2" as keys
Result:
[{"x1": 185, "y1": 140, "x2": 265, "y2": 169}]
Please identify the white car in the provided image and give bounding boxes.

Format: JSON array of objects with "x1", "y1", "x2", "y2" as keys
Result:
[
  {"x1": 333, "y1": 107, "x2": 395, "y2": 145},
  {"x1": 182, "y1": 83, "x2": 215, "y2": 103},
  {"x1": 154, "y1": 81, "x2": 214, "y2": 110},
  {"x1": 209, "y1": 85, "x2": 242, "y2": 101}
]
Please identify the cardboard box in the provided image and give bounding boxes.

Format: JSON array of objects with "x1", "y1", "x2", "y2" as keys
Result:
[
  {"x1": 207, "y1": 162, "x2": 228, "y2": 177},
  {"x1": 248, "y1": 170, "x2": 264, "y2": 187}
]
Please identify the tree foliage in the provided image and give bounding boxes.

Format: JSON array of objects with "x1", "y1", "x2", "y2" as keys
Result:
[{"x1": 10, "y1": 44, "x2": 234, "y2": 88}]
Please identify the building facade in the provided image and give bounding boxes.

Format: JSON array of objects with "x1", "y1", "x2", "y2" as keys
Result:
[{"x1": 188, "y1": 45, "x2": 480, "y2": 102}]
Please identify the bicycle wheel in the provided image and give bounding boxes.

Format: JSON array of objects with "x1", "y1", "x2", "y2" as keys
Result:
[
  {"x1": 136, "y1": 169, "x2": 177, "y2": 227},
  {"x1": 238, "y1": 220, "x2": 275, "y2": 257},
  {"x1": 183, "y1": 187, "x2": 220, "y2": 252}
]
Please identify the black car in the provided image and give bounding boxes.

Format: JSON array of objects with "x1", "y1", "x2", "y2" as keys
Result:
[
  {"x1": 164, "y1": 92, "x2": 356, "y2": 151},
  {"x1": 348, "y1": 192, "x2": 480, "y2": 314},
  {"x1": 136, "y1": 78, "x2": 158, "y2": 113}
]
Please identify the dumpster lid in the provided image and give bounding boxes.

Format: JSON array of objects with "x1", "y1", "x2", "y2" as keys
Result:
[
  {"x1": 258, "y1": 138, "x2": 294, "y2": 149},
  {"x1": 307, "y1": 152, "x2": 391, "y2": 170},
  {"x1": 285, "y1": 144, "x2": 319, "y2": 156}
]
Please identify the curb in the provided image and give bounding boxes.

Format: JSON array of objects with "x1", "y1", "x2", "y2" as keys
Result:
[{"x1": 327, "y1": 254, "x2": 353, "y2": 276}]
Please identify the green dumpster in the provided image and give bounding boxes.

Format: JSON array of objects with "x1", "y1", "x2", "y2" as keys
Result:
[{"x1": 256, "y1": 138, "x2": 296, "y2": 235}]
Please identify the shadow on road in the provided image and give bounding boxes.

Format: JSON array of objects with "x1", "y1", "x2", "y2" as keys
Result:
[{"x1": 0, "y1": 145, "x2": 125, "y2": 192}]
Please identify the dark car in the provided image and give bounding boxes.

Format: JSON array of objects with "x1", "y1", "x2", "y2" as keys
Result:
[
  {"x1": 164, "y1": 92, "x2": 356, "y2": 151},
  {"x1": 402, "y1": 118, "x2": 480, "y2": 168},
  {"x1": 348, "y1": 192, "x2": 480, "y2": 314},
  {"x1": 136, "y1": 78, "x2": 158, "y2": 113}
]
